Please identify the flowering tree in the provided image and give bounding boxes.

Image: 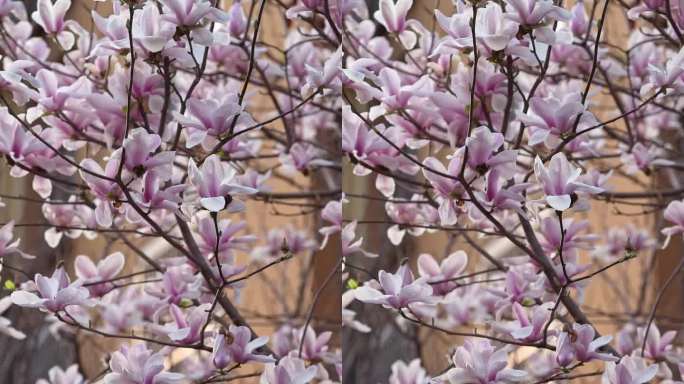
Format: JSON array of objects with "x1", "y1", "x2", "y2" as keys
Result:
[
  {"x1": 341, "y1": 0, "x2": 684, "y2": 382},
  {"x1": 0, "y1": 0, "x2": 343, "y2": 382}
]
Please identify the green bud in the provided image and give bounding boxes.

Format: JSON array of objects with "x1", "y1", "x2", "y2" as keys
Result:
[
  {"x1": 4, "y1": 280, "x2": 15, "y2": 291},
  {"x1": 178, "y1": 298, "x2": 193, "y2": 308},
  {"x1": 521, "y1": 297, "x2": 536, "y2": 307},
  {"x1": 346, "y1": 278, "x2": 359, "y2": 290}
]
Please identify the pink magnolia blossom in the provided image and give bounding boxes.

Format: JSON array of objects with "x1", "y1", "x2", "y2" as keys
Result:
[
  {"x1": 194, "y1": 215, "x2": 255, "y2": 260},
  {"x1": 259, "y1": 356, "x2": 318, "y2": 384},
  {"x1": 341, "y1": 221, "x2": 377, "y2": 258},
  {"x1": 11, "y1": 267, "x2": 91, "y2": 313},
  {"x1": 497, "y1": 302, "x2": 553, "y2": 342},
  {"x1": 521, "y1": 93, "x2": 597, "y2": 148},
  {"x1": 465, "y1": 126, "x2": 517, "y2": 174},
  {"x1": 36, "y1": 365, "x2": 84, "y2": 384},
  {"x1": 0, "y1": 221, "x2": 22, "y2": 258},
  {"x1": 319, "y1": 199, "x2": 343, "y2": 248},
  {"x1": 663, "y1": 200, "x2": 684, "y2": 244},
  {"x1": 79, "y1": 157, "x2": 122, "y2": 227},
  {"x1": 341, "y1": 290, "x2": 371, "y2": 333},
  {"x1": 374, "y1": 0, "x2": 415, "y2": 47},
  {"x1": 161, "y1": 0, "x2": 227, "y2": 25},
  {"x1": 163, "y1": 303, "x2": 210, "y2": 345},
  {"x1": 146, "y1": 265, "x2": 202, "y2": 305},
  {"x1": 416, "y1": 251, "x2": 467, "y2": 295},
  {"x1": 297, "y1": 326, "x2": 332, "y2": 361},
  {"x1": 0, "y1": 296, "x2": 25, "y2": 340},
  {"x1": 74, "y1": 252, "x2": 125, "y2": 296},
  {"x1": 555, "y1": 324, "x2": 618, "y2": 367},
  {"x1": 32, "y1": 0, "x2": 75, "y2": 48},
  {"x1": 388, "y1": 359, "x2": 428, "y2": 384},
  {"x1": 638, "y1": 322, "x2": 677, "y2": 359},
  {"x1": 188, "y1": 155, "x2": 258, "y2": 212},
  {"x1": 534, "y1": 153, "x2": 603, "y2": 211},
  {"x1": 441, "y1": 339, "x2": 527, "y2": 383},
  {"x1": 104, "y1": 343, "x2": 184, "y2": 384},
  {"x1": 212, "y1": 325, "x2": 275, "y2": 368},
  {"x1": 505, "y1": 0, "x2": 571, "y2": 42},
  {"x1": 175, "y1": 96, "x2": 251, "y2": 150},
  {"x1": 355, "y1": 264, "x2": 433, "y2": 309},
  {"x1": 602, "y1": 356, "x2": 659, "y2": 384},
  {"x1": 118, "y1": 129, "x2": 174, "y2": 178}
]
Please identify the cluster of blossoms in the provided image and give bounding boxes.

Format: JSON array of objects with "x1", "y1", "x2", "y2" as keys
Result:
[
  {"x1": 339, "y1": 0, "x2": 684, "y2": 382},
  {"x1": 0, "y1": 0, "x2": 344, "y2": 382},
  {"x1": 6, "y1": 0, "x2": 684, "y2": 381}
]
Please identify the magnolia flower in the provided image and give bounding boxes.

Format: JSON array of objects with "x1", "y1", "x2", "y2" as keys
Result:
[
  {"x1": 251, "y1": 227, "x2": 317, "y2": 262},
  {"x1": 187, "y1": 155, "x2": 258, "y2": 212},
  {"x1": 422, "y1": 155, "x2": 463, "y2": 226},
  {"x1": 417, "y1": 251, "x2": 467, "y2": 295},
  {"x1": 271, "y1": 325, "x2": 297, "y2": 358},
  {"x1": 79, "y1": 157, "x2": 122, "y2": 227},
  {"x1": 303, "y1": 47, "x2": 342, "y2": 96},
  {"x1": 130, "y1": 171, "x2": 186, "y2": 214},
  {"x1": 104, "y1": 343, "x2": 184, "y2": 384},
  {"x1": 74, "y1": 252, "x2": 125, "y2": 296},
  {"x1": 520, "y1": 93, "x2": 597, "y2": 147},
  {"x1": 297, "y1": 326, "x2": 332, "y2": 361},
  {"x1": 36, "y1": 364, "x2": 84, "y2": 384},
  {"x1": 160, "y1": 0, "x2": 228, "y2": 33},
  {"x1": 555, "y1": 323, "x2": 617, "y2": 367},
  {"x1": 570, "y1": 2, "x2": 590, "y2": 36},
  {"x1": 534, "y1": 153, "x2": 603, "y2": 211},
  {"x1": 212, "y1": 325, "x2": 275, "y2": 368},
  {"x1": 355, "y1": 265, "x2": 433, "y2": 309},
  {"x1": 32, "y1": 0, "x2": 75, "y2": 48},
  {"x1": 96, "y1": 3, "x2": 170, "y2": 55},
  {"x1": 163, "y1": 303, "x2": 210, "y2": 345},
  {"x1": 602, "y1": 356, "x2": 659, "y2": 384},
  {"x1": 478, "y1": 169, "x2": 529, "y2": 212},
  {"x1": 505, "y1": 0, "x2": 571, "y2": 42},
  {"x1": 118, "y1": 129, "x2": 174, "y2": 178},
  {"x1": 175, "y1": 96, "x2": 250, "y2": 150},
  {"x1": 0, "y1": 111, "x2": 43, "y2": 162},
  {"x1": 373, "y1": 68, "x2": 432, "y2": 112},
  {"x1": 342, "y1": 221, "x2": 378, "y2": 258},
  {"x1": 465, "y1": 126, "x2": 517, "y2": 175},
  {"x1": 0, "y1": 296, "x2": 25, "y2": 340},
  {"x1": 436, "y1": 3, "x2": 520, "y2": 56},
  {"x1": 388, "y1": 359, "x2": 428, "y2": 384},
  {"x1": 319, "y1": 199, "x2": 343, "y2": 249},
  {"x1": 538, "y1": 217, "x2": 597, "y2": 257},
  {"x1": 638, "y1": 322, "x2": 676, "y2": 359},
  {"x1": 259, "y1": 356, "x2": 318, "y2": 384},
  {"x1": 341, "y1": 290, "x2": 371, "y2": 333},
  {"x1": 194, "y1": 216, "x2": 255, "y2": 260},
  {"x1": 0, "y1": 221, "x2": 22, "y2": 258},
  {"x1": 29, "y1": 69, "x2": 90, "y2": 119},
  {"x1": 441, "y1": 339, "x2": 527, "y2": 383},
  {"x1": 641, "y1": 46, "x2": 684, "y2": 96},
  {"x1": 594, "y1": 225, "x2": 654, "y2": 262},
  {"x1": 374, "y1": 0, "x2": 415, "y2": 48},
  {"x1": 146, "y1": 265, "x2": 202, "y2": 304},
  {"x1": 227, "y1": 2, "x2": 247, "y2": 36},
  {"x1": 662, "y1": 200, "x2": 684, "y2": 246},
  {"x1": 503, "y1": 266, "x2": 545, "y2": 304},
  {"x1": 279, "y1": 142, "x2": 333, "y2": 173},
  {"x1": 11, "y1": 267, "x2": 91, "y2": 313},
  {"x1": 500, "y1": 302, "x2": 553, "y2": 342}
]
